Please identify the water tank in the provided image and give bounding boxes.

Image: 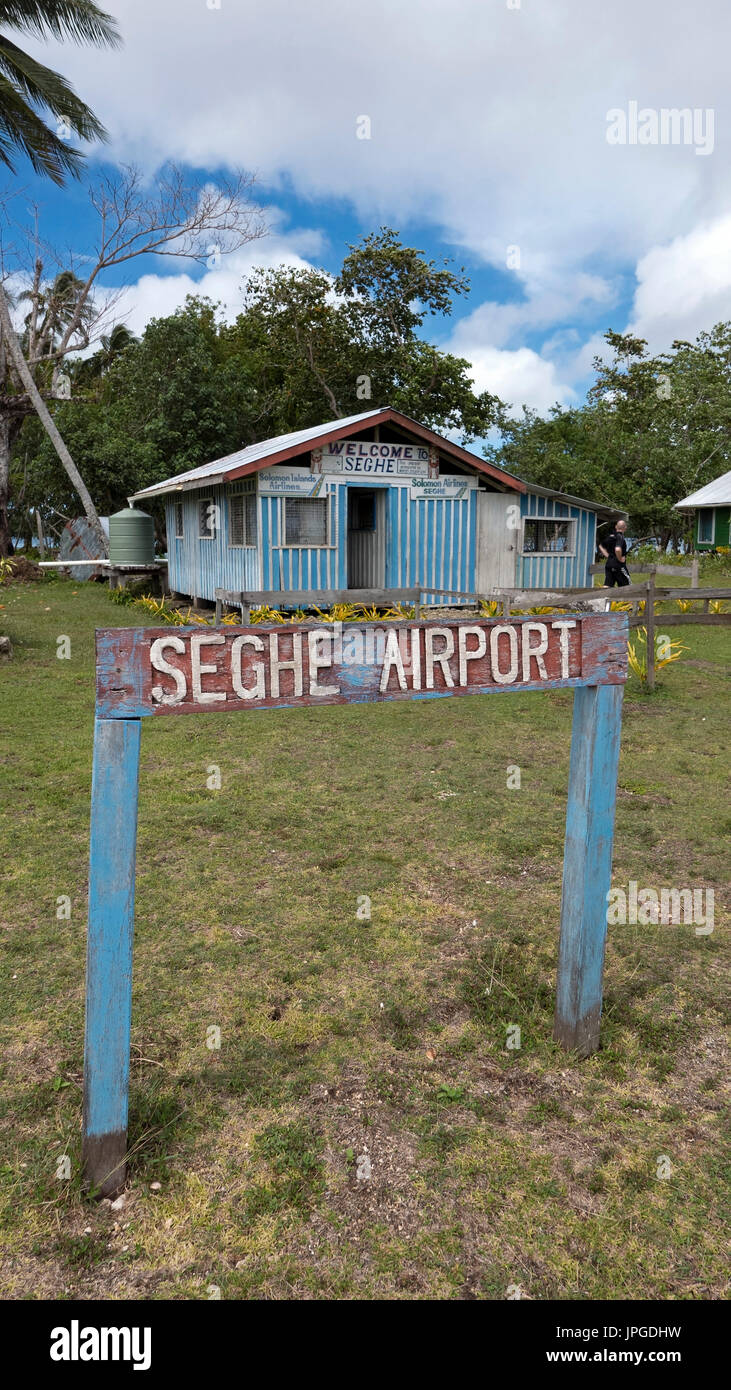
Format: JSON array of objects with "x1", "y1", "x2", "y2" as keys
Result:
[{"x1": 108, "y1": 507, "x2": 155, "y2": 565}]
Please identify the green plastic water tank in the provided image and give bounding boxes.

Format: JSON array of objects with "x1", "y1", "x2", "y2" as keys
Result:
[{"x1": 108, "y1": 506, "x2": 155, "y2": 565}]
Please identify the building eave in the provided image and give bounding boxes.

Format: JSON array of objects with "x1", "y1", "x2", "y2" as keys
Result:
[{"x1": 128, "y1": 407, "x2": 529, "y2": 501}]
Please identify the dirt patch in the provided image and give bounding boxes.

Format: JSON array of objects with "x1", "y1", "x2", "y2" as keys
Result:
[{"x1": 5, "y1": 557, "x2": 43, "y2": 583}]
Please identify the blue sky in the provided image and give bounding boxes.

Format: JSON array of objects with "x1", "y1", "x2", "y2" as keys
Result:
[{"x1": 5, "y1": 0, "x2": 730, "y2": 421}]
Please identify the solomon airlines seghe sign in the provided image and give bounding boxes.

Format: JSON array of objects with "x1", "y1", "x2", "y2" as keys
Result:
[{"x1": 95, "y1": 614, "x2": 627, "y2": 719}]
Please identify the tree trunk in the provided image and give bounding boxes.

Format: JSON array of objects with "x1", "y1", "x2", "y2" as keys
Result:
[
  {"x1": 0, "y1": 413, "x2": 11, "y2": 557},
  {"x1": 0, "y1": 285, "x2": 108, "y2": 556}
]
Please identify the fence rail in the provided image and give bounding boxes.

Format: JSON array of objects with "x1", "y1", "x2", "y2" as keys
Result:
[
  {"x1": 215, "y1": 586, "x2": 422, "y2": 623},
  {"x1": 215, "y1": 572, "x2": 730, "y2": 691}
]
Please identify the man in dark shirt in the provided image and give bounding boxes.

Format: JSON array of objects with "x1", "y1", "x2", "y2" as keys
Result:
[{"x1": 599, "y1": 518, "x2": 630, "y2": 587}]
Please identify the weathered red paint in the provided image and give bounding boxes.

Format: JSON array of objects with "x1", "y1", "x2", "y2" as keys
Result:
[
  {"x1": 227, "y1": 407, "x2": 526, "y2": 490},
  {"x1": 95, "y1": 614, "x2": 627, "y2": 719}
]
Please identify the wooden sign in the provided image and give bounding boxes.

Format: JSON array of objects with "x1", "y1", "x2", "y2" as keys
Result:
[
  {"x1": 256, "y1": 467, "x2": 327, "y2": 497},
  {"x1": 83, "y1": 613, "x2": 628, "y2": 1198},
  {"x1": 95, "y1": 614, "x2": 627, "y2": 719},
  {"x1": 319, "y1": 439, "x2": 430, "y2": 474}
]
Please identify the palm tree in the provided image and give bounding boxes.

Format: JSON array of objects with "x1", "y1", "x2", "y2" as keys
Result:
[
  {"x1": 74, "y1": 319, "x2": 138, "y2": 387},
  {"x1": 89, "y1": 321, "x2": 139, "y2": 374},
  {"x1": 0, "y1": 1, "x2": 121, "y2": 184},
  {"x1": 19, "y1": 268, "x2": 94, "y2": 357}
]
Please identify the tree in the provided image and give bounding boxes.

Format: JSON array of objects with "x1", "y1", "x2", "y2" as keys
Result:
[
  {"x1": 15, "y1": 234, "x2": 507, "y2": 542},
  {"x1": 77, "y1": 321, "x2": 138, "y2": 382},
  {"x1": 0, "y1": 166, "x2": 266, "y2": 553},
  {"x1": 230, "y1": 228, "x2": 503, "y2": 441},
  {"x1": 488, "y1": 326, "x2": 731, "y2": 547},
  {"x1": 0, "y1": 0, "x2": 120, "y2": 184},
  {"x1": 11, "y1": 297, "x2": 258, "y2": 538}
]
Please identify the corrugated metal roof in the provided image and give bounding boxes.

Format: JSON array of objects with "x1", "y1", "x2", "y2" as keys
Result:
[
  {"x1": 526, "y1": 481, "x2": 625, "y2": 519},
  {"x1": 674, "y1": 469, "x2": 731, "y2": 508},
  {"x1": 129, "y1": 407, "x2": 531, "y2": 500},
  {"x1": 130, "y1": 410, "x2": 385, "y2": 500},
  {"x1": 127, "y1": 405, "x2": 616, "y2": 515}
]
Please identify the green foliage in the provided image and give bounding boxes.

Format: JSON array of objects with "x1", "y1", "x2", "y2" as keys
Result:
[
  {"x1": 0, "y1": 0, "x2": 121, "y2": 184},
  {"x1": 487, "y1": 324, "x2": 731, "y2": 545},
  {"x1": 230, "y1": 228, "x2": 502, "y2": 439},
  {"x1": 12, "y1": 231, "x2": 504, "y2": 541}
]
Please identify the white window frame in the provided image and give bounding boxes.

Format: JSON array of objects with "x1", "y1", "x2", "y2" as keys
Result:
[
  {"x1": 174, "y1": 501, "x2": 184, "y2": 539},
  {"x1": 228, "y1": 491, "x2": 257, "y2": 549},
  {"x1": 283, "y1": 496, "x2": 331, "y2": 549},
  {"x1": 199, "y1": 497, "x2": 217, "y2": 540},
  {"x1": 522, "y1": 516, "x2": 576, "y2": 557},
  {"x1": 696, "y1": 509, "x2": 715, "y2": 544}
]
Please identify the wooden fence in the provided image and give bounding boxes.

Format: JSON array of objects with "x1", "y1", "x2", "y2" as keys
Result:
[
  {"x1": 215, "y1": 586, "x2": 422, "y2": 623},
  {"x1": 215, "y1": 571, "x2": 730, "y2": 693}
]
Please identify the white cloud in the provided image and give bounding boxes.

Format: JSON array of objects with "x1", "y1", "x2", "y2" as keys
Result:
[
  {"x1": 103, "y1": 215, "x2": 323, "y2": 337},
  {"x1": 22, "y1": 0, "x2": 731, "y2": 399},
  {"x1": 462, "y1": 344, "x2": 574, "y2": 415},
  {"x1": 31, "y1": 0, "x2": 728, "y2": 269},
  {"x1": 627, "y1": 214, "x2": 731, "y2": 351}
]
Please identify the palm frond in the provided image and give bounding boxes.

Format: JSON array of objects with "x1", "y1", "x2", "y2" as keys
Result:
[
  {"x1": 0, "y1": 38, "x2": 107, "y2": 139},
  {"x1": 0, "y1": 71, "x2": 85, "y2": 181},
  {"x1": 0, "y1": 1, "x2": 121, "y2": 48}
]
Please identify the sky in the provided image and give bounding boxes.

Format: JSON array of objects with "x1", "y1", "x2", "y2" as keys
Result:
[{"x1": 6, "y1": 0, "x2": 731, "y2": 419}]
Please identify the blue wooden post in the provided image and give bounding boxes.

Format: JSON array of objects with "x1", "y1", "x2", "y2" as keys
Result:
[
  {"x1": 554, "y1": 684, "x2": 624, "y2": 1056},
  {"x1": 82, "y1": 716, "x2": 141, "y2": 1196}
]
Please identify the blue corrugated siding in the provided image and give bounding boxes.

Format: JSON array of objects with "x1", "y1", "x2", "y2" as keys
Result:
[
  {"x1": 166, "y1": 488, "x2": 259, "y2": 601},
  {"x1": 383, "y1": 486, "x2": 475, "y2": 602},
  {"x1": 259, "y1": 480, "x2": 476, "y2": 602},
  {"x1": 167, "y1": 480, "x2": 597, "y2": 602},
  {"x1": 517, "y1": 493, "x2": 595, "y2": 588},
  {"x1": 259, "y1": 484, "x2": 339, "y2": 594}
]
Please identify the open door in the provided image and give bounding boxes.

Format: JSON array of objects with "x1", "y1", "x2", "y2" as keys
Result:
[
  {"x1": 347, "y1": 488, "x2": 386, "y2": 588},
  {"x1": 477, "y1": 492, "x2": 517, "y2": 591}
]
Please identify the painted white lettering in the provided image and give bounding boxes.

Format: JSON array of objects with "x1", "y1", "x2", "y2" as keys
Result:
[
  {"x1": 489, "y1": 625, "x2": 519, "y2": 684},
  {"x1": 550, "y1": 620, "x2": 576, "y2": 679},
  {"x1": 425, "y1": 627, "x2": 455, "y2": 688},
  {"x1": 191, "y1": 633, "x2": 226, "y2": 703},
  {"x1": 269, "y1": 632, "x2": 303, "y2": 698},
  {"x1": 521, "y1": 622, "x2": 549, "y2": 681},
  {"x1": 410, "y1": 629, "x2": 422, "y2": 689},
  {"x1": 308, "y1": 629, "x2": 340, "y2": 697},
  {"x1": 231, "y1": 633, "x2": 264, "y2": 700},
  {"x1": 150, "y1": 635, "x2": 187, "y2": 705},
  {"x1": 458, "y1": 626, "x2": 487, "y2": 685},
  {"x1": 380, "y1": 630, "x2": 408, "y2": 692}
]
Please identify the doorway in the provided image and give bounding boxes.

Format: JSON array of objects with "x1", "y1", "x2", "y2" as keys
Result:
[{"x1": 347, "y1": 488, "x2": 386, "y2": 588}]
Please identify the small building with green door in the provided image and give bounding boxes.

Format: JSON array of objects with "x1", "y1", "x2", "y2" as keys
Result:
[{"x1": 675, "y1": 469, "x2": 731, "y2": 551}]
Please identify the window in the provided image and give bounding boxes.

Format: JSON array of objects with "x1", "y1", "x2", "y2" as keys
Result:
[
  {"x1": 229, "y1": 492, "x2": 257, "y2": 547},
  {"x1": 523, "y1": 518, "x2": 575, "y2": 554},
  {"x1": 174, "y1": 502, "x2": 184, "y2": 539},
  {"x1": 199, "y1": 498, "x2": 217, "y2": 539},
  {"x1": 285, "y1": 497, "x2": 329, "y2": 547},
  {"x1": 697, "y1": 510, "x2": 714, "y2": 544}
]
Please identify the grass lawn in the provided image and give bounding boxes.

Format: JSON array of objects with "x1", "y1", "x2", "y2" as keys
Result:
[{"x1": 0, "y1": 575, "x2": 728, "y2": 1301}]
